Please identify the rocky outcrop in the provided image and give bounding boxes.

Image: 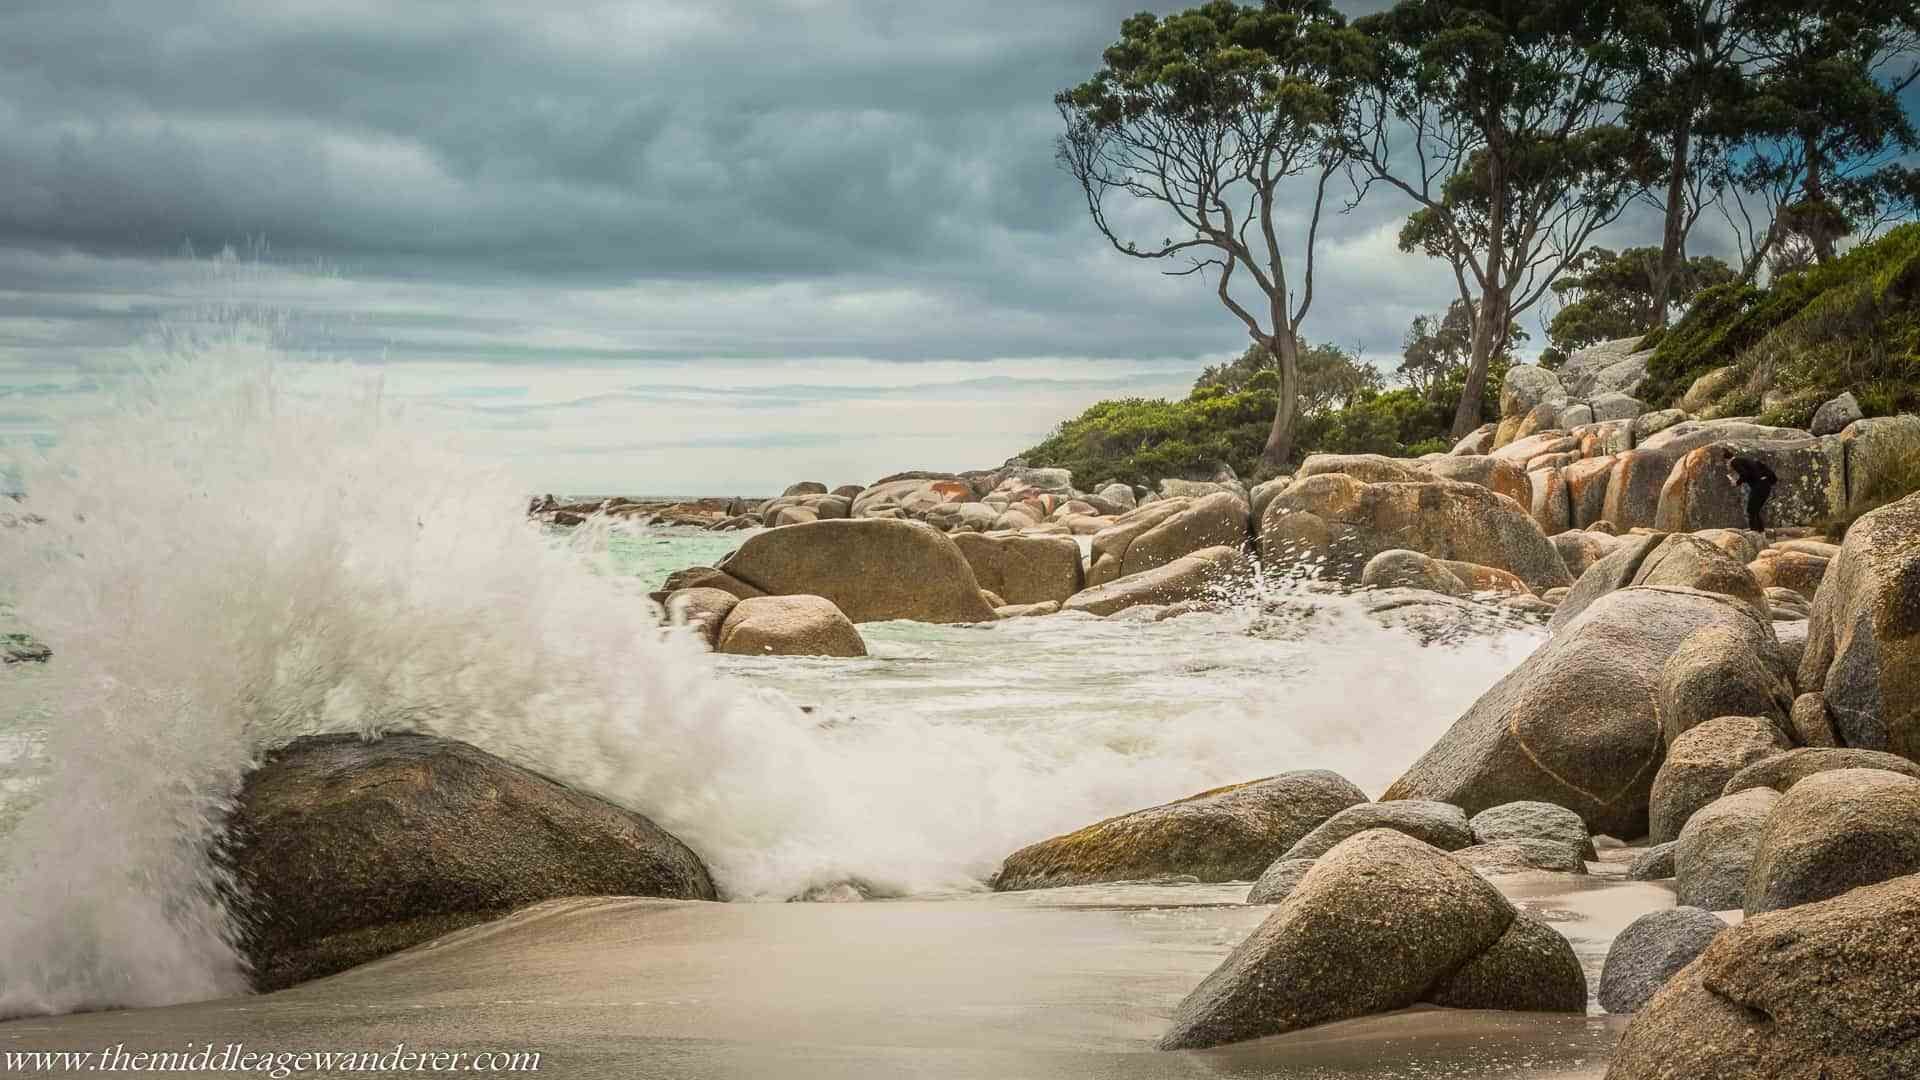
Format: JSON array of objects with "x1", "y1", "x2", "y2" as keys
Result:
[
  {"x1": 1261, "y1": 475, "x2": 1571, "y2": 593},
  {"x1": 1654, "y1": 438, "x2": 1845, "y2": 533},
  {"x1": 1418, "y1": 455, "x2": 1533, "y2": 507},
  {"x1": 1085, "y1": 494, "x2": 1247, "y2": 588},
  {"x1": 1605, "y1": 873, "x2": 1920, "y2": 1079},
  {"x1": 1550, "y1": 533, "x2": 1767, "y2": 632},
  {"x1": 849, "y1": 477, "x2": 973, "y2": 519},
  {"x1": 1385, "y1": 587, "x2": 1782, "y2": 838},
  {"x1": 1798, "y1": 490, "x2": 1920, "y2": 760},
  {"x1": 1061, "y1": 546, "x2": 1242, "y2": 617},
  {"x1": 1743, "y1": 768, "x2": 1920, "y2": 914},
  {"x1": 222, "y1": 734, "x2": 717, "y2": 992},
  {"x1": 1298, "y1": 453, "x2": 1427, "y2": 485},
  {"x1": 1278, "y1": 800, "x2": 1473, "y2": 861},
  {"x1": 989, "y1": 771, "x2": 1367, "y2": 891},
  {"x1": 1674, "y1": 787, "x2": 1779, "y2": 910},
  {"x1": 1839, "y1": 415, "x2": 1920, "y2": 513},
  {"x1": 1598, "y1": 908, "x2": 1727, "y2": 1015},
  {"x1": 1603, "y1": 423, "x2": 1810, "y2": 530},
  {"x1": 1649, "y1": 717, "x2": 1789, "y2": 845},
  {"x1": 950, "y1": 532, "x2": 1084, "y2": 606},
  {"x1": 718, "y1": 519, "x2": 995, "y2": 624},
  {"x1": 1157, "y1": 830, "x2": 1585, "y2": 1050},
  {"x1": 715, "y1": 595, "x2": 867, "y2": 658}
]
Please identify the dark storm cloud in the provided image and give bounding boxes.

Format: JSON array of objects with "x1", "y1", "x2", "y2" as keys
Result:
[
  {"x1": 0, "y1": 0, "x2": 1151, "y2": 276},
  {"x1": 0, "y1": 0, "x2": 1585, "y2": 374}
]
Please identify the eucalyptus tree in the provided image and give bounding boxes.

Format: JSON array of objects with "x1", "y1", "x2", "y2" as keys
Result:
[
  {"x1": 1348, "y1": 0, "x2": 1648, "y2": 437},
  {"x1": 1057, "y1": 0, "x2": 1368, "y2": 468},
  {"x1": 1621, "y1": 0, "x2": 1762, "y2": 317},
  {"x1": 1726, "y1": 0, "x2": 1920, "y2": 270}
]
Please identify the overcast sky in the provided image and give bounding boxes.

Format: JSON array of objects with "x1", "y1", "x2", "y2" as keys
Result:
[{"x1": 1, "y1": 0, "x2": 1696, "y2": 493}]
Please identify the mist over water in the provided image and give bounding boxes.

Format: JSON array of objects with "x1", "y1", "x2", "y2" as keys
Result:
[{"x1": 0, "y1": 332, "x2": 1542, "y2": 1020}]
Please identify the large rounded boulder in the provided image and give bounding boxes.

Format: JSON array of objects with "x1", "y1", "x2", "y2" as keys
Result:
[
  {"x1": 715, "y1": 595, "x2": 867, "y2": 658},
  {"x1": 1674, "y1": 787, "x2": 1779, "y2": 911},
  {"x1": 717, "y1": 518, "x2": 995, "y2": 623},
  {"x1": 1648, "y1": 717, "x2": 1788, "y2": 845},
  {"x1": 1061, "y1": 546, "x2": 1242, "y2": 617},
  {"x1": 1743, "y1": 767, "x2": 1920, "y2": 915},
  {"x1": 1550, "y1": 532, "x2": 1767, "y2": 632},
  {"x1": 1798, "y1": 490, "x2": 1920, "y2": 761},
  {"x1": 1279, "y1": 800, "x2": 1473, "y2": 860},
  {"x1": 1722, "y1": 746, "x2": 1920, "y2": 797},
  {"x1": 1085, "y1": 493, "x2": 1248, "y2": 588},
  {"x1": 1598, "y1": 907, "x2": 1728, "y2": 1015},
  {"x1": 990, "y1": 771, "x2": 1367, "y2": 891},
  {"x1": 1260, "y1": 475, "x2": 1571, "y2": 593},
  {"x1": 1653, "y1": 438, "x2": 1845, "y2": 534},
  {"x1": 1605, "y1": 873, "x2": 1920, "y2": 1079},
  {"x1": 1385, "y1": 587, "x2": 1783, "y2": 838},
  {"x1": 222, "y1": 734, "x2": 718, "y2": 992},
  {"x1": 1157, "y1": 829, "x2": 1585, "y2": 1050},
  {"x1": 950, "y1": 531, "x2": 1084, "y2": 606}
]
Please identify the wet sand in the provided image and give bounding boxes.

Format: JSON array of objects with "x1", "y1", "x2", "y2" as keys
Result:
[{"x1": 4, "y1": 864, "x2": 1669, "y2": 1079}]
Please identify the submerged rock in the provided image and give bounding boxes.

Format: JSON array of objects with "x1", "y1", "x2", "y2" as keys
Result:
[
  {"x1": 1157, "y1": 829, "x2": 1584, "y2": 1050},
  {"x1": 223, "y1": 734, "x2": 717, "y2": 992},
  {"x1": 1605, "y1": 873, "x2": 1920, "y2": 1079},
  {"x1": 2, "y1": 632, "x2": 49, "y2": 664},
  {"x1": 989, "y1": 771, "x2": 1366, "y2": 891}
]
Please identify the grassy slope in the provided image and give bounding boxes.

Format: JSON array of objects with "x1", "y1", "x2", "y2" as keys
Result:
[{"x1": 1643, "y1": 223, "x2": 1920, "y2": 424}]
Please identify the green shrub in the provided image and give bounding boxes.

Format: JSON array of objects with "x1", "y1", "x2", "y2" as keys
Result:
[
  {"x1": 1645, "y1": 223, "x2": 1920, "y2": 417},
  {"x1": 1023, "y1": 365, "x2": 1499, "y2": 486}
]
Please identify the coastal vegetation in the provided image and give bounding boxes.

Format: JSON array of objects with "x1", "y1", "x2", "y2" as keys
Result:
[{"x1": 1056, "y1": 0, "x2": 1920, "y2": 465}]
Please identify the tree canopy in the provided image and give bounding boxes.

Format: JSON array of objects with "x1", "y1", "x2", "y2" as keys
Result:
[{"x1": 1056, "y1": 0, "x2": 1370, "y2": 467}]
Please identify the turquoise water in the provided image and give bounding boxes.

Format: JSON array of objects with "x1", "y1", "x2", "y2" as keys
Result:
[{"x1": 601, "y1": 523, "x2": 759, "y2": 590}]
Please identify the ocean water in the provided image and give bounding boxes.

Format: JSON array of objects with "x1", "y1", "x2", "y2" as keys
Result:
[{"x1": 0, "y1": 334, "x2": 1546, "y2": 1025}]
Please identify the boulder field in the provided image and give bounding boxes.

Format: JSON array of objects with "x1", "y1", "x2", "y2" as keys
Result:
[{"x1": 461, "y1": 387, "x2": 1920, "y2": 1066}]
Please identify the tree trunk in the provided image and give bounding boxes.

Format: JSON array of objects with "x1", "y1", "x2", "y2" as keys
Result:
[
  {"x1": 1651, "y1": 118, "x2": 1693, "y2": 326},
  {"x1": 1451, "y1": 298, "x2": 1497, "y2": 438},
  {"x1": 1804, "y1": 132, "x2": 1837, "y2": 264},
  {"x1": 1260, "y1": 331, "x2": 1300, "y2": 468}
]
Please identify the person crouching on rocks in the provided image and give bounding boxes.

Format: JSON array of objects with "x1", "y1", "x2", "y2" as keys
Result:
[{"x1": 1723, "y1": 449, "x2": 1778, "y2": 532}]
